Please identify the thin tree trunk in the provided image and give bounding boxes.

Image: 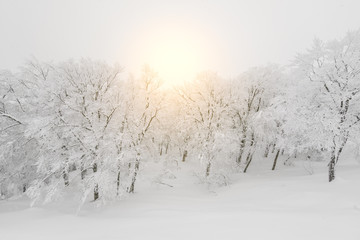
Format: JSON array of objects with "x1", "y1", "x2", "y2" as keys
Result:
[
  {"x1": 244, "y1": 149, "x2": 252, "y2": 165},
  {"x1": 329, "y1": 157, "x2": 336, "y2": 182},
  {"x1": 128, "y1": 153, "x2": 140, "y2": 193},
  {"x1": 237, "y1": 130, "x2": 247, "y2": 165},
  {"x1": 80, "y1": 155, "x2": 86, "y2": 180},
  {"x1": 81, "y1": 167, "x2": 86, "y2": 180},
  {"x1": 272, "y1": 149, "x2": 280, "y2": 171},
  {"x1": 182, "y1": 150, "x2": 188, "y2": 162},
  {"x1": 165, "y1": 143, "x2": 169, "y2": 154},
  {"x1": 243, "y1": 133, "x2": 255, "y2": 172},
  {"x1": 93, "y1": 163, "x2": 99, "y2": 201},
  {"x1": 116, "y1": 169, "x2": 121, "y2": 196},
  {"x1": 335, "y1": 137, "x2": 348, "y2": 164},
  {"x1": 329, "y1": 149, "x2": 336, "y2": 182},
  {"x1": 94, "y1": 184, "x2": 99, "y2": 201},
  {"x1": 63, "y1": 170, "x2": 69, "y2": 187},
  {"x1": 205, "y1": 161, "x2": 211, "y2": 177},
  {"x1": 243, "y1": 153, "x2": 254, "y2": 173}
]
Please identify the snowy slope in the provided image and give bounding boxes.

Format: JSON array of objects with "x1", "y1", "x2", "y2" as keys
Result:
[{"x1": 0, "y1": 161, "x2": 359, "y2": 240}]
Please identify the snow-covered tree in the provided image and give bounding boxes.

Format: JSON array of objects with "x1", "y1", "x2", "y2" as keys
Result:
[
  {"x1": 177, "y1": 72, "x2": 232, "y2": 179},
  {"x1": 231, "y1": 65, "x2": 284, "y2": 172},
  {"x1": 294, "y1": 31, "x2": 360, "y2": 181},
  {"x1": 122, "y1": 65, "x2": 163, "y2": 193},
  {"x1": 26, "y1": 59, "x2": 124, "y2": 204},
  {"x1": 0, "y1": 70, "x2": 38, "y2": 198}
]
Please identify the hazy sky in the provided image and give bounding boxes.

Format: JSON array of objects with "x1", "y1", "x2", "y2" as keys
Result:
[{"x1": 1, "y1": 0, "x2": 360, "y2": 79}]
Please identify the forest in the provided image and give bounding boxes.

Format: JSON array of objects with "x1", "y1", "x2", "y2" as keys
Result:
[{"x1": 1, "y1": 30, "x2": 360, "y2": 206}]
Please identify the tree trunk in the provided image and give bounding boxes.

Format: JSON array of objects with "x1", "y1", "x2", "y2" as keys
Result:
[
  {"x1": 272, "y1": 149, "x2": 280, "y2": 171},
  {"x1": 243, "y1": 133, "x2": 255, "y2": 172},
  {"x1": 205, "y1": 161, "x2": 211, "y2": 177},
  {"x1": 329, "y1": 150, "x2": 336, "y2": 182},
  {"x1": 116, "y1": 169, "x2": 121, "y2": 196},
  {"x1": 182, "y1": 150, "x2": 188, "y2": 162},
  {"x1": 236, "y1": 131, "x2": 247, "y2": 165},
  {"x1": 335, "y1": 138, "x2": 348, "y2": 164},
  {"x1": 80, "y1": 161, "x2": 86, "y2": 180},
  {"x1": 236, "y1": 150, "x2": 243, "y2": 165},
  {"x1": 93, "y1": 163, "x2": 99, "y2": 201},
  {"x1": 63, "y1": 170, "x2": 69, "y2": 187},
  {"x1": 243, "y1": 153, "x2": 254, "y2": 173},
  {"x1": 128, "y1": 153, "x2": 140, "y2": 193},
  {"x1": 165, "y1": 143, "x2": 169, "y2": 154},
  {"x1": 94, "y1": 184, "x2": 99, "y2": 201},
  {"x1": 81, "y1": 168, "x2": 86, "y2": 180}
]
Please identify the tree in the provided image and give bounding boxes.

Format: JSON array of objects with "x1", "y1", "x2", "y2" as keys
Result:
[
  {"x1": 295, "y1": 31, "x2": 360, "y2": 181},
  {"x1": 231, "y1": 65, "x2": 284, "y2": 172},
  {"x1": 0, "y1": 69, "x2": 37, "y2": 198},
  {"x1": 122, "y1": 65, "x2": 163, "y2": 193},
  {"x1": 26, "y1": 59, "x2": 124, "y2": 204},
  {"x1": 177, "y1": 72, "x2": 231, "y2": 179}
]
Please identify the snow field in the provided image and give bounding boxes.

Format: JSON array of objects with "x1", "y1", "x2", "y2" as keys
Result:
[{"x1": 0, "y1": 161, "x2": 359, "y2": 240}]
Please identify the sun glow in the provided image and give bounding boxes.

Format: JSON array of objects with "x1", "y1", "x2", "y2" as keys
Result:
[
  {"x1": 128, "y1": 25, "x2": 216, "y2": 87},
  {"x1": 146, "y1": 38, "x2": 201, "y2": 86}
]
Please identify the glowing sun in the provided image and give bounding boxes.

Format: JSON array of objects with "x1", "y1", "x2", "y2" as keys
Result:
[
  {"x1": 147, "y1": 38, "x2": 201, "y2": 86},
  {"x1": 130, "y1": 25, "x2": 214, "y2": 87}
]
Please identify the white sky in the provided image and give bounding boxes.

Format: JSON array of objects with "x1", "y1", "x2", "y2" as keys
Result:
[{"x1": 1, "y1": 0, "x2": 360, "y2": 79}]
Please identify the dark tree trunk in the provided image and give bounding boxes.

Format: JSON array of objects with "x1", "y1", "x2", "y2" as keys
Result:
[
  {"x1": 336, "y1": 139, "x2": 347, "y2": 164},
  {"x1": 236, "y1": 151, "x2": 243, "y2": 165},
  {"x1": 329, "y1": 135, "x2": 348, "y2": 182},
  {"x1": 329, "y1": 151, "x2": 336, "y2": 182},
  {"x1": 165, "y1": 143, "x2": 169, "y2": 154},
  {"x1": 243, "y1": 133, "x2": 255, "y2": 172},
  {"x1": 116, "y1": 169, "x2": 121, "y2": 196},
  {"x1": 237, "y1": 131, "x2": 247, "y2": 165},
  {"x1": 243, "y1": 153, "x2": 254, "y2": 173},
  {"x1": 63, "y1": 170, "x2": 69, "y2": 187},
  {"x1": 80, "y1": 160, "x2": 86, "y2": 180},
  {"x1": 205, "y1": 161, "x2": 211, "y2": 177},
  {"x1": 128, "y1": 153, "x2": 140, "y2": 193},
  {"x1": 94, "y1": 184, "x2": 99, "y2": 201},
  {"x1": 93, "y1": 163, "x2": 99, "y2": 201},
  {"x1": 81, "y1": 168, "x2": 86, "y2": 180},
  {"x1": 272, "y1": 149, "x2": 280, "y2": 171},
  {"x1": 182, "y1": 150, "x2": 188, "y2": 162}
]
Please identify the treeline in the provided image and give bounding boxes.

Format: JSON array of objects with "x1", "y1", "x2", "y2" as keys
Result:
[{"x1": 1, "y1": 30, "x2": 360, "y2": 204}]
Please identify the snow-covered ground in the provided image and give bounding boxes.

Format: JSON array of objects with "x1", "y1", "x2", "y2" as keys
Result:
[{"x1": 0, "y1": 160, "x2": 359, "y2": 240}]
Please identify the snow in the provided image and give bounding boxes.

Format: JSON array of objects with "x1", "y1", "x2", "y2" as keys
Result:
[{"x1": 0, "y1": 161, "x2": 359, "y2": 240}]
